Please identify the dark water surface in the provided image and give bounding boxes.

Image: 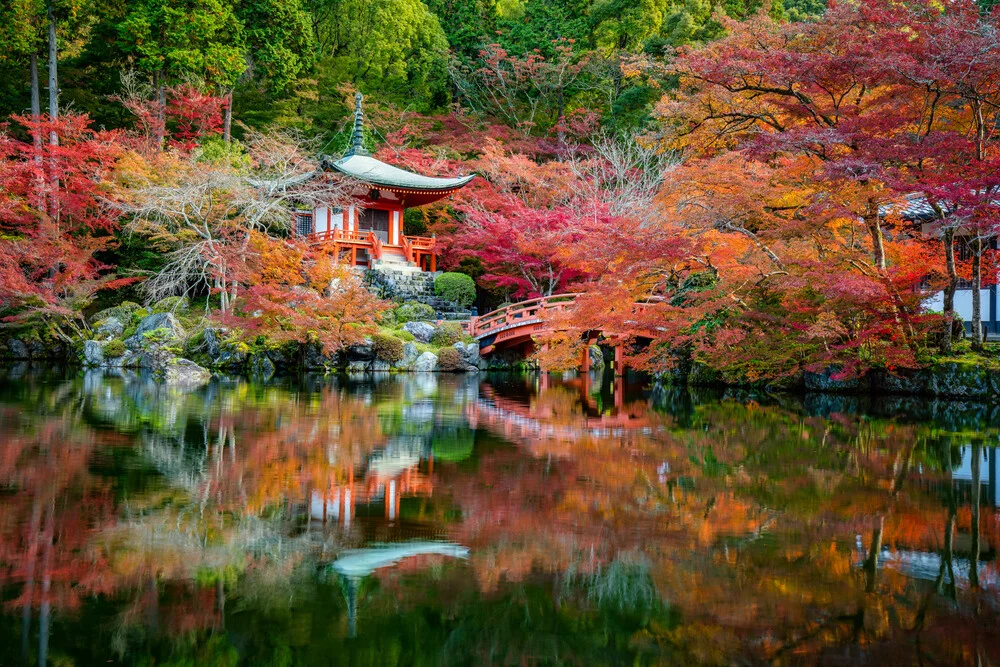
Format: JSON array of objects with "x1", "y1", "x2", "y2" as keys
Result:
[{"x1": 1, "y1": 368, "x2": 999, "y2": 665}]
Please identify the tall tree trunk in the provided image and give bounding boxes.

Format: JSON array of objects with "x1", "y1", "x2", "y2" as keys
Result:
[
  {"x1": 941, "y1": 228, "x2": 958, "y2": 354},
  {"x1": 864, "y1": 201, "x2": 886, "y2": 271},
  {"x1": 156, "y1": 70, "x2": 166, "y2": 148},
  {"x1": 223, "y1": 87, "x2": 234, "y2": 144},
  {"x1": 47, "y1": 4, "x2": 59, "y2": 227},
  {"x1": 30, "y1": 52, "x2": 46, "y2": 215},
  {"x1": 46, "y1": 3, "x2": 58, "y2": 145},
  {"x1": 970, "y1": 442, "x2": 981, "y2": 588},
  {"x1": 971, "y1": 237, "x2": 984, "y2": 351}
]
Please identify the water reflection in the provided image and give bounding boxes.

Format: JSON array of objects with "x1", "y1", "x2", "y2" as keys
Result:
[{"x1": 0, "y1": 368, "x2": 998, "y2": 664}]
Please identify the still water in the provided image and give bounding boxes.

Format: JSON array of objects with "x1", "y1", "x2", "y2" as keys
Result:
[{"x1": 1, "y1": 368, "x2": 999, "y2": 665}]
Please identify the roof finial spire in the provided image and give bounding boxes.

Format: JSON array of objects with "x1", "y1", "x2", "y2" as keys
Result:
[{"x1": 346, "y1": 92, "x2": 370, "y2": 157}]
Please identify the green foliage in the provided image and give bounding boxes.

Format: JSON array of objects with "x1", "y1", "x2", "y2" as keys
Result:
[
  {"x1": 103, "y1": 339, "x2": 127, "y2": 358},
  {"x1": 435, "y1": 346, "x2": 464, "y2": 371},
  {"x1": 90, "y1": 301, "x2": 141, "y2": 325},
  {"x1": 434, "y1": 272, "x2": 476, "y2": 308},
  {"x1": 395, "y1": 302, "x2": 436, "y2": 323},
  {"x1": 430, "y1": 322, "x2": 464, "y2": 347},
  {"x1": 372, "y1": 334, "x2": 405, "y2": 363},
  {"x1": 151, "y1": 296, "x2": 190, "y2": 314}
]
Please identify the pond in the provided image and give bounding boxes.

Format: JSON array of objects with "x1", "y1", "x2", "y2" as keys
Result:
[{"x1": 0, "y1": 368, "x2": 998, "y2": 665}]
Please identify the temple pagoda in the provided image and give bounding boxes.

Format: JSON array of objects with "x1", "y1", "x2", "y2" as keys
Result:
[{"x1": 297, "y1": 93, "x2": 475, "y2": 271}]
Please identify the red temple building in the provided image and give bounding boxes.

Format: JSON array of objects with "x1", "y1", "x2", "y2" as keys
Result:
[{"x1": 297, "y1": 93, "x2": 475, "y2": 271}]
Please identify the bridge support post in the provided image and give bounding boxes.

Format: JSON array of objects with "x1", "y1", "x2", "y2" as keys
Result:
[
  {"x1": 581, "y1": 343, "x2": 591, "y2": 373},
  {"x1": 613, "y1": 343, "x2": 624, "y2": 377}
]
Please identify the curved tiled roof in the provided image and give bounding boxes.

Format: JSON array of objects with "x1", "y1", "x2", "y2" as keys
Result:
[{"x1": 329, "y1": 154, "x2": 475, "y2": 192}]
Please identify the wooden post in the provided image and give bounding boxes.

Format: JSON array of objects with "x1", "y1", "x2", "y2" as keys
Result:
[
  {"x1": 614, "y1": 343, "x2": 624, "y2": 377},
  {"x1": 581, "y1": 342, "x2": 591, "y2": 373},
  {"x1": 351, "y1": 247, "x2": 357, "y2": 266},
  {"x1": 430, "y1": 253, "x2": 437, "y2": 272}
]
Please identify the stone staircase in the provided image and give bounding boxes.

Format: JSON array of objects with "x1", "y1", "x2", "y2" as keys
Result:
[{"x1": 366, "y1": 266, "x2": 472, "y2": 320}]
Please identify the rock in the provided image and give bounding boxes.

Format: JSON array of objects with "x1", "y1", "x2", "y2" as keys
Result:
[
  {"x1": 88, "y1": 301, "x2": 140, "y2": 325},
  {"x1": 249, "y1": 353, "x2": 275, "y2": 381},
  {"x1": 346, "y1": 341, "x2": 375, "y2": 362},
  {"x1": 371, "y1": 360, "x2": 391, "y2": 372},
  {"x1": 95, "y1": 316, "x2": 124, "y2": 339},
  {"x1": 82, "y1": 340, "x2": 104, "y2": 367},
  {"x1": 203, "y1": 327, "x2": 226, "y2": 358},
  {"x1": 26, "y1": 339, "x2": 47, "y2": 359},
  {"x1": 7, "y1": 339, "x2": 28, "y2": 359},
  {"x1": 302, "y1": 342, "x2": 336, "y2": 370},
  {"x1": 396, "y1": 342, "x2": 419, "y2": 369},
  {"x1": 455, "y1": 342, "x2": 481, "y2": 371},
  {"x1": 163, "y1": 358, "x2": 211, "y2": 386},
  {"x1": 411, "y1": 351, "x2": 438, "y2": 372},
  {"x1": 347, "y1": 359, "x2": 370, "y2": 373},
  {"x1": 126, "y1": 312, "x2": 186, "y2": 350},
  {"x1": 403, "y1": 321, "x2": 435, "y2": 343},
  {"x1": 804, "y1": 366, "x2": 867, "y2": 393}
]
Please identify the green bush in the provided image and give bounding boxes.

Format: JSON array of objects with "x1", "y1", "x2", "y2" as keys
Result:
[
  {"x1": 103, "y1": 339, "x2": 126, "y2": 358},
  {"x1": 89, "y1": 301, "x2": 141, "y2": 325},
  {"x1": 372, "y1": 334, "x2": 404, "y2": 363},
  {"x1": 395, "y1": 329, "x2": 416, "y2": 342},
  {"x1": 151, "y1": 296, "x2": 190, "y2": 314},
  {"x1": 434, "y1": 272, "x2": 476, "y2": 308},
  {"x1": 431, "y1": 322, "x2": 463, "y2": 347},
  {"x1": 435, "y1": 346, "x2": 465, "y2": 372},
  {"x1": 395, "y1": 302, "x2": 436, "y2": 323}
]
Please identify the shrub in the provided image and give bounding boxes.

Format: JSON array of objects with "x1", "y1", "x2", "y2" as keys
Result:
[
  {"x1": 431, "y1": 322, "x2": 464, "y2": 347},
  {"x1": 372, "y1": 334, "x2": 404, "y2": 363},
  {"x1": 103, "y1": 339, "x2": 127, "y2": 358},
  {"x1": 434, "y1": 272, "x2": 476, "y2": 308},
  {"x1": 395, "y1": 302, "x2": 436, "y2": 323},
  {"x1": 436, "y1": 346, "x2": 465, "y2": 372},
  {"x1": 89, "y1": 301, "x2": 141, "y2": 325},
  {"x1": 152, "y1": 296, "x2": 190, "y2": 314}
]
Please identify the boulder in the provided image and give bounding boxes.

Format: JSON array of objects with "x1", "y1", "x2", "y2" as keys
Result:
[
  {"x1": 248, "y1": 353, "x2": 275, "y2": 381},
  {"x1": 203, "y1": 327, "x2": 226, "y2": 359},
  {"x1": 95, "y1": 316, "x2": 124, "y2": 340},
  {"x1": 455, "y1": 342, "x2": 481, "y2": 371},
  {"x1": 588, "y1": 345, "x2": 605, "y2": 371},
  {"x1": 26, "y1": 339, "x2": 47, "y2": 359},
  {"x1": 345, "y1": 341, "x2": 375, "y2": 362},
  {"x1": 7, "y1": 339, "x2": 28, "y2": 360},
  {"x1": 163, "y1": 359, "x2": 211, "y2": 386},
  {"x1": 396, "y1": 342, "x2": 419, "y2": 369},
  {"x1": 302, "y1": 342, "x2": 336, "y2": 370},
  {"x1": 371, "y1": 360, "x2": 392, "y2": 372},
  {"x1": 126, "y1": 312, "x2": 186, "y2": 350},
  {"x1": 82, "y1": 340, "x2": 104, "y2": 367},
  {"x1": 411, "y1": 351, "x2": 438, "y2": 372},
  {"x1": 403, "y1": 321, "x2": 435, "y2": 343},
  {"x1": 804, "y1": 366, "x2": 867, "y2": 393}
]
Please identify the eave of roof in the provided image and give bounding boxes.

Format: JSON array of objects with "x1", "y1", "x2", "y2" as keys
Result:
[{"x1": 327, "y1": 154, "x2": 475, "y2": 192}]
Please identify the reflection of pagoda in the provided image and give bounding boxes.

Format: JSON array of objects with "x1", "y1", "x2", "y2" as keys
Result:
[{"x1": 310, "y1": 436, "x2": 435, "y2": 526}]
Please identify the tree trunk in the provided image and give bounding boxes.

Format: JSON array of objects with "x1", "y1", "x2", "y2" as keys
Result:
[
  {"x1": 864, "y1": 202, "x2": 886, "y2": 271},
  {"x1": 47, "y1": 4, "x2": 59, "y2": 227},
  {"x1": 156, "y1": 70, "x2": 167, "y2": 148},
  {"x1": 30, "y1": 52, "x2": 46, "y2": 214},
  {"x1": 223, "y1": 87, "x2": 234, "y2": 144},
  {"x1": 971, "y1": 237, "x2": 984, "y2": 351},
  {"x1": 941, "y1": 228, "x2": 958, "y2": 354},
  {"x1": 46, "y1": 3, "x2": 58, "y2": 145}
]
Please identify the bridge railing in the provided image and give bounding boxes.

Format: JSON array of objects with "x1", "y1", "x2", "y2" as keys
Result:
[{"x1": 468, "y1": 293, "x2": 580, "y2": 339}]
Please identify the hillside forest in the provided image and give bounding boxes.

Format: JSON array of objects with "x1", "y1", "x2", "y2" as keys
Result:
[{"x1": 1, "y1": 0, "x2": 1000, "y2": 381}]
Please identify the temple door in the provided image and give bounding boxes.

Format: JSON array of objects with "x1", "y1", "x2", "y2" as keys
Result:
[{"x1": 357, "y1": 208, "x2": 389, "y2": 242}]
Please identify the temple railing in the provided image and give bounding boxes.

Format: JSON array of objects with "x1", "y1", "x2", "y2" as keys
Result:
[
  {"x1": 468, "y1": 293, "x2": 580, "y2": 340},
  {"x1": 307, "y1": 229, "x2": 431, "y2": 266}
]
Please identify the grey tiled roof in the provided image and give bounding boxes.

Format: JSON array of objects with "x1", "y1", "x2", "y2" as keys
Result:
[
  {"x1": 327, "y1": 154, "x2": 475, "y2": 192},
  {"x1": 879, "y1": 193, "x2": 946, "y2": 221}
]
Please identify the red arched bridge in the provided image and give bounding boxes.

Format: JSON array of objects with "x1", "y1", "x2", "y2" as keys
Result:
[{"x1": 466, "y1": 293, "x2": 656, "y2": 374}]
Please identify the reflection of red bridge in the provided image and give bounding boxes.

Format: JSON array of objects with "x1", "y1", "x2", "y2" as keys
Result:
[
  {"x1": 467, "y1": 294, "x2": 656, "y2": 372},
  {"x1": 466, "y1": 379, "x2": 656, "y2": 447}
]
